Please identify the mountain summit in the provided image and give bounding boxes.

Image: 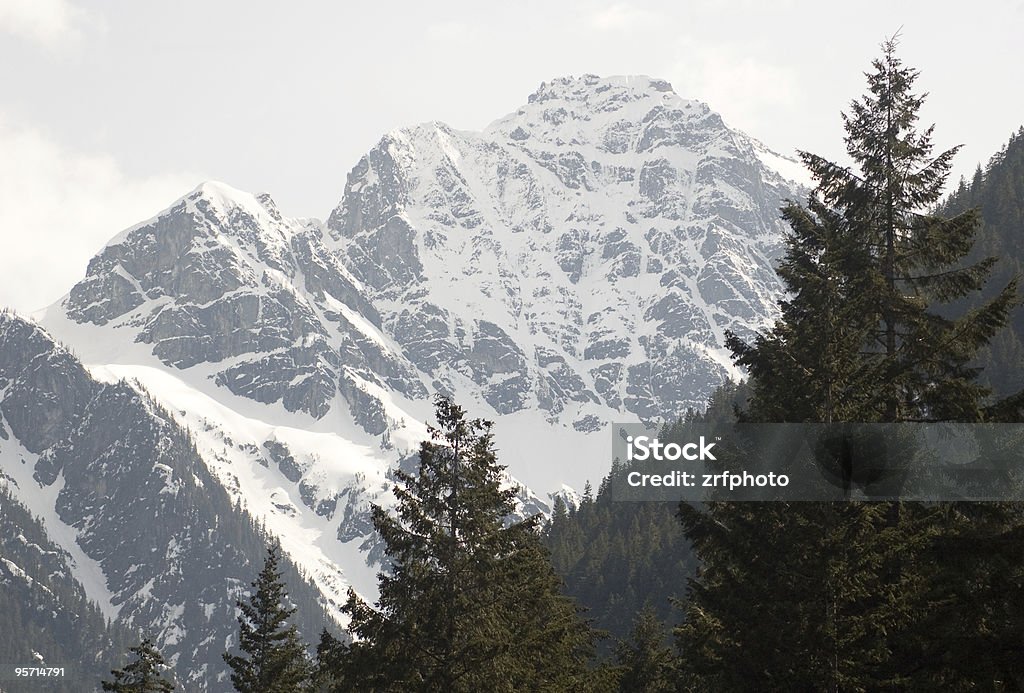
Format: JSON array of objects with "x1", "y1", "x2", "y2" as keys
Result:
[{"x1": 328, "y1": 73, "x2": 800, "y2": 431}]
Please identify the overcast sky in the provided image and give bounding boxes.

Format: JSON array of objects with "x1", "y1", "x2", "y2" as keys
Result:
[{"x1": 1, "y1": 0, "x2": 1022, "y2": 313}]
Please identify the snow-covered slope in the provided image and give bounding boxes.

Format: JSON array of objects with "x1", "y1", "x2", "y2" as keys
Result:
[{"x1": 0, "y1": 312, "x2": 333, "y2": 689}]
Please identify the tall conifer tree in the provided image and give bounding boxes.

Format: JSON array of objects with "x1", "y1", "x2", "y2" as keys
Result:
[
  {"x1": 335, "y1": 396, "x2": 603, "y2": 691},
  {"x1": 678, "y1": 37, "x2": 1022, "y2": 690},
  {"x1": 801, "y1": 37, "x2": 1016, "y2": 423}
]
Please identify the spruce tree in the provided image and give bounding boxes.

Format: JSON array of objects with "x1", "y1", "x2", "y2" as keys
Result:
[
  {"x1": 101, "y1": 637, "x2": 175, "y2": 692},
  {"x1": 678, "y1": 37, "x2": 1023, "y2": 690},
  {"x1": 800, "y1": 36, "x2": 1017, "y2": 423},
  {"x1": 336, "y1": 395, "x2": 603, "y2": 691},
  {"x1": 223, "y1": 545, "x2": 310, "y2": 692}
]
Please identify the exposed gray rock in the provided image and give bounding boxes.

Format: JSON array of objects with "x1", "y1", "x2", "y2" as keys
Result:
[
  {"x1": 326, "y1": 74, "x2": 801, "y2": 426},
  {"x1": 0, "y1": 313, "x2": 333, "y2": 691},
  {"x1": 59, "y1": 182, "x2": 427, "y2": 424},
  {"x1": 263, "y1": 439, "x2": 303, "y2": 484}
]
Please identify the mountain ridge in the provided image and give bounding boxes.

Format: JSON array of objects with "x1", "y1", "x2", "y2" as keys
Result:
[
  {"x1": 33, "y1": 71, "x2": 804, "y2": 597},
  {"x1": 1, "y1": 75, "x2": 806, "y2": 689}
]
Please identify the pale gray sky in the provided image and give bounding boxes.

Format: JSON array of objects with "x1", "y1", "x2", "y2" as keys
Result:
[{"x1": 1, "y1": 0, "x2": 1022, "y2": 312}]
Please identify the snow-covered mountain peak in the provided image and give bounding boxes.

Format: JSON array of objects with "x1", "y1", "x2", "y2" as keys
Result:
[
  {"x1": 45, "y1": 73, "x2": 808, "y2": 496},
  {"x1": 524, "y1": 73, "x2": 685, "y2": 109},
  {"x1": 487, "y1": 74, "x2": 720, "y2": 153},
  {"x1": 325, "y1": 73, "x2": 804, "y2": 447}
]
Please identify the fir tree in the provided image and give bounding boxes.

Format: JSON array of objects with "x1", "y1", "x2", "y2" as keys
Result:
[
  {"x1": 727, "y1": 197, "x2": 882, "y2": 423},
  {"x1": 336, "y1": 395, "x2": 603, "y2": 691},
  {"x1": 678, "y1": 37, "x2": 1023, "y2": 690},
  {"x1": 223, "y1": 545, "x2": 310, "y2": 692},
  {"x1": 799, "y1": 36, "x2": 1017, "y2": 423},
  {"x1": 101, "y1": 638, "x2": 175, "y2": 692}
]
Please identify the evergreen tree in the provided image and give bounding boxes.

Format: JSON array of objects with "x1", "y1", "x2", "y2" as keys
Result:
[
  {"x1": 614, "y1": 607, "x2": 675, "y2": 693},
  {"x1": 101, "y1": 638, "x2": 175, "y2": 692},
  {"x1": 727, "y1": 197, "x2": 881, "y2": 423},
  {"x1": 800, "y1": 37, "x2": 1017, "y2": 423},
  {"x1": 223, "y1": 545, "x2": 310, "y2": 692},
  {"x1": 336, "y1": 395, "x2": 603, "y2": 691},
  {"x1": 677, "y1": 37, "x2": 1023, "y2": 690},
  {"x1": 310, "y1": 629, "x2": 346, "y2": 692}
]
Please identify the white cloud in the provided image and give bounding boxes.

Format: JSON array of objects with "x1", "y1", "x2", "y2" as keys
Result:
[
  {"x1": 666, "y1": 38, "x2": 801, "y2": 136},
  {"x1": 0, "y1": 0, "x2": 91, "y2": 47},
  {"x1": 0, "y1": 116, "x2": 200, "y2": 313},
  {"x1": 588, "y1": 3, "x2": 662, "y2": 31}
]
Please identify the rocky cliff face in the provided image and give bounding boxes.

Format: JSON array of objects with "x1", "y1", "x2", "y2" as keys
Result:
[
  {"x1": 62, "y1": 182, "x2": 426, "y2": 433},
  {"x1": 0, "y1": 312, "x2": 332, "y2": 690},
  {"x1": 329, "y1": 74, "x2": 798, "y2": 427}
]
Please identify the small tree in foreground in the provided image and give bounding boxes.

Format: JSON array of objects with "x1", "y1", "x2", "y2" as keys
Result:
[
  {"x1": 223, "y1": 545, "x2": 310, "y2": 692},
  {"x1": 614, "y1": 606, "x2": 675, "y2": 693},
  {"x1": 101, "y1": 637, "x2": 175, "y2": 692}
]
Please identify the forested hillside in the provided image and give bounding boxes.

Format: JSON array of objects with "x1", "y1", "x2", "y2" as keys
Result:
[
  {"x1": 0, "y1": 487, "x2": 134, "y2": 692},
  {"x1": 543, "y1": 383, "x2": 745, "y2": 650},
  {"x1": 942, "y1": 127, "x2": 1024, "y2": 395}
]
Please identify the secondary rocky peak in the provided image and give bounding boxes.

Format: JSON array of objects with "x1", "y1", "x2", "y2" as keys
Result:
[{"x1": 52, "y1": 176, "x2": 423, "y2": 428}]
